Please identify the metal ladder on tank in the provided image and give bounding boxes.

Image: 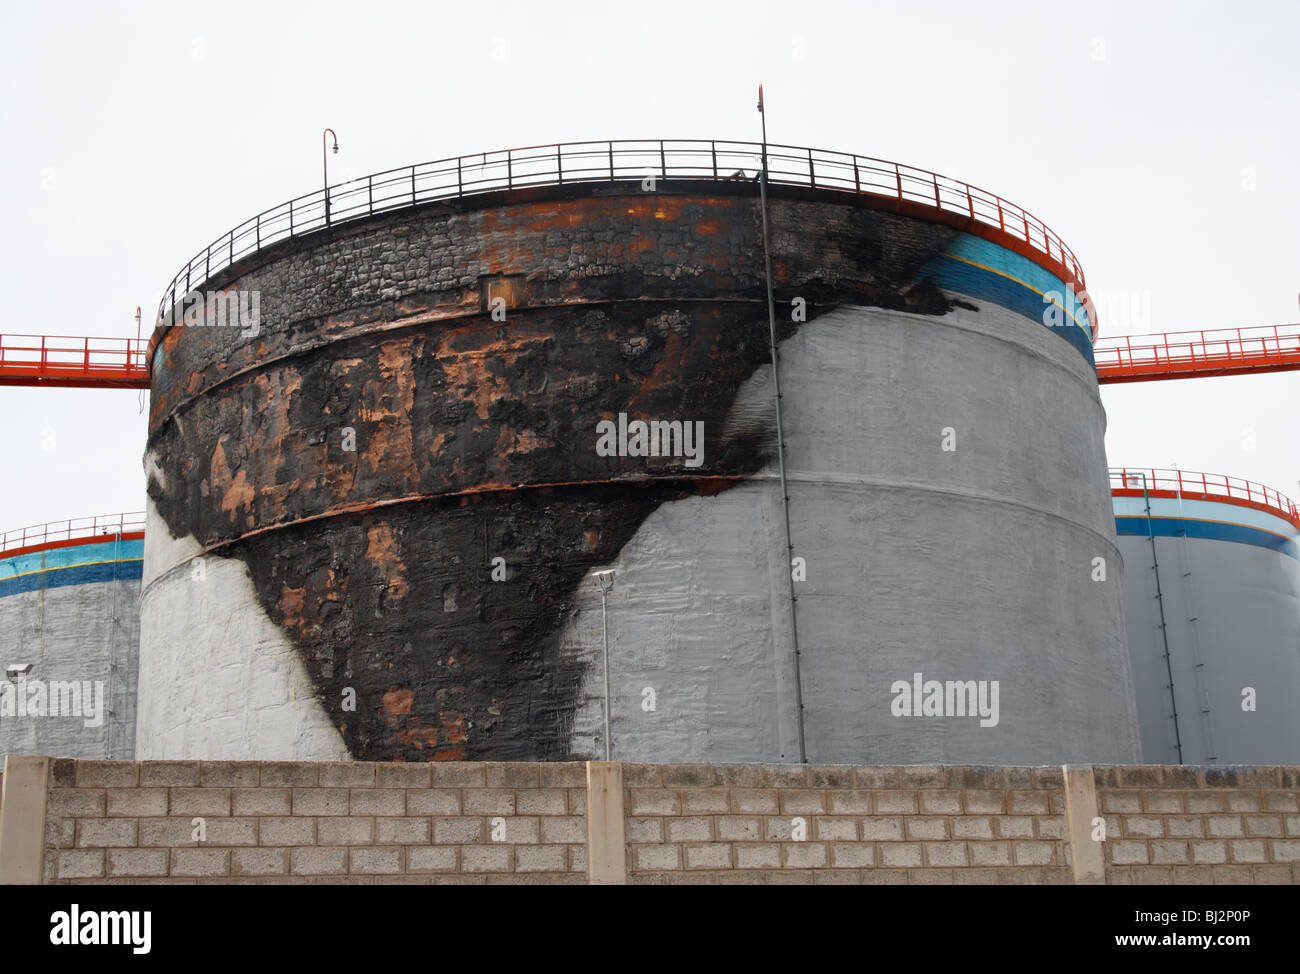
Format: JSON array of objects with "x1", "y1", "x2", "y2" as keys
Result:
[
  {"x1": 1135, "y1": 473, "x2": 1184, "y2": 764},
  {"x1": 1169, "y1": 467, "x2": 1218, "y2": 763},
  {"x1": 105, "y1": 527, "x2": 126, "y2": 759}
]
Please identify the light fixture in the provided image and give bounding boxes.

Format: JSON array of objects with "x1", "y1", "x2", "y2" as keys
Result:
[{"x1": 323, "y1": 128, "x2": 340, "y2": 225}]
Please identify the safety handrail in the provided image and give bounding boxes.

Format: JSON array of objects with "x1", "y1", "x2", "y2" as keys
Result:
[
  {"x1": 1110, "y1": 467, "x2": 1300, "y2": 530},
  {"x1": 0, "y1": 512, "x2": 146, "y2": 556},
  {"x1": 1094, "y1": 324, "x2": 1300, "y2": 370},
  {"x1": 156, "y1": 139, "x2": 1089, "y2": 328},
  {"x1": 0, "y1": 334, "x2": 149, "y2": 380}
]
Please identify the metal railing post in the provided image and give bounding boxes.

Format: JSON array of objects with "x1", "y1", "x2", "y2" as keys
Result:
[
  {"x1": 557, "y1": 144, "x2": 563, "y2": 183},
  {"x1": 609, "y1": 141, "x2": 614, "y2": 181},
  {"x1": 660, "y1": 140, "x2": 666, "y2": 179},
  {"x1": 508, "y1": 150, "x2": 513, "y2": 189}
]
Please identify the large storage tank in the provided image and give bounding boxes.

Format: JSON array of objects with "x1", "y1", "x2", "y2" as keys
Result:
[
  {"x1": 0, "y1": 514, "x2": 142, "y2": 759},
  {"x1": 1113, "y1": 467, "x2": 1300, "y2": 764},
  {"x1": 138, "y1": 140, "x2": 1138, "y2": 764}
]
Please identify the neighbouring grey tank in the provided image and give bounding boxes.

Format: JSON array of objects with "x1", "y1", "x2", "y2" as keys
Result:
[
  {"x1": 1113, "y1": 468, "x2": 1300, "y2": 764},
  {"x1": 0, "y1": 516, "x2": 142, "y2": 760}
]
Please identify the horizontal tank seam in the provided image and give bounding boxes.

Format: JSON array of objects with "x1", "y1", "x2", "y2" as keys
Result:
[
  {"x1": 147, "y1": 293, "x2": 1100, "y2": 440},
  {"x1": 140, "y1": 475, "x2": 748, "y2": 580},
  {"x1": 762, "y1": 467, "x2": 1123, "y2": 555},
  {"x1": 142, "y1": 472, "x2": 1124, "y2": 580},
  {"x1": 146, "y1": 296, "x2": 768, "y2": 439}
]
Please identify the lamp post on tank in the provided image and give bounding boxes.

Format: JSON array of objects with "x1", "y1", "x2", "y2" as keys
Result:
[{"x1": 322, "y1": 128, "x2": 339, "y2": 226}]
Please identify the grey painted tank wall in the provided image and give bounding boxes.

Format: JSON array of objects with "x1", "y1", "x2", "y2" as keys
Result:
[
  {"x1": 0, "y1": 576, "x2": 139, "y2": 760},
  {"x1": 564, "y1": 303, "x2": 1140, "y2": 764},
  {"x1": 133, "y1": 499, "x2": 349, "y2": 760},
  {"x1": 1119, "y1": 530, "x2": 1300, "y2": 764}
]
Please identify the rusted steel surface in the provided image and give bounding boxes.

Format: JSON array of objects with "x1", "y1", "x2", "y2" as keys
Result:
[{"x1": 146, "y1": 186, "x2": 960, "y2": 760}]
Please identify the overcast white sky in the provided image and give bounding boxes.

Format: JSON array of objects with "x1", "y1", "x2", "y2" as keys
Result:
[{"x1": 1, "y1": 0, "x2": 1296, "y2": 534}]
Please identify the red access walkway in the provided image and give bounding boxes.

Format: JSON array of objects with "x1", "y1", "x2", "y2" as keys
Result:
[
  {"x1": 1094, "y1": 323, "x2": 1300, "y2": 384},
  {"x1": 3, "y1": 323, "x2": 1300, "y2": 390},
  {"x1": 0, "y1": 334, "x2": 149, "y2": 389}
]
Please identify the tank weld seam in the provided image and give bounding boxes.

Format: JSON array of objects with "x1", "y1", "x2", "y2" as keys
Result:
[
  {"x1": 146, "y1": 296, "x2": 768, "y2": 436},
  {"x1": 152, "y1": 474, "x2": 746, "y2": 566},
  {"x1": 758, "y1": 467, "x2": 1124, "y2": 553}
]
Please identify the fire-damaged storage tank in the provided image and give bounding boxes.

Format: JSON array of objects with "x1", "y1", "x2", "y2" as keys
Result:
[{"x1": 137, "y1": 140, "x2": 1139, "y2": 764}]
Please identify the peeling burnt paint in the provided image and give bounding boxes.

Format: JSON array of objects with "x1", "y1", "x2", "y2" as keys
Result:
[
  {"x1": 145, "y1": 186, "x2": 960, "y2": 760},
  {"x1": 240, "y1": 486, "x2": 682, "y2": 760}
]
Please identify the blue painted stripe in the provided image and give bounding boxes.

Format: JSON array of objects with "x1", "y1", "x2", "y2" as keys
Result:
[
  {"x1": 0, "y1": 558, "x2": 143, "y2": 598},
  {"x1": 942, "y1": 234, "x2": 1095, "y2": 336},
  {"x1": 918, "y1": 233, "x2": 1095, "y2": 366},
  {"x1": 0, "y1": 536, "x2": 145, "y2": 598},
  {"x1": 0, "y1": 538, "x2": 145, "y2": 581},
  {"x1": 1113, "y1": 495, "x2": 1298, "y2": 540},
  {"x1": 1115, "y1": 515, "x2": 1300, "y2": 561}
]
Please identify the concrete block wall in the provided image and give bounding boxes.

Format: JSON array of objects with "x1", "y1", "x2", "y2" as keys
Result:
[
  {"x1": 36, "y1": 760, "x2": 587, "y2": 884},
  {"x1": 1094, "y1": 766, "x2": 1300, "y2": 883},
  {"x1": 2, "y1": 758, "x2": 1297, "y2": 884},
  {"x1": 622, "y1": 764, "x2": 1069, "y2": 884}
]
